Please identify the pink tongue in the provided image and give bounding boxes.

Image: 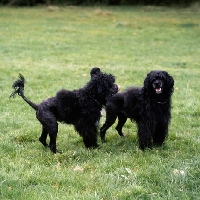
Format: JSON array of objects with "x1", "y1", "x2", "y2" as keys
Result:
[{"x1": 156, "y1": 88, "x2": 161, "y2": 92}]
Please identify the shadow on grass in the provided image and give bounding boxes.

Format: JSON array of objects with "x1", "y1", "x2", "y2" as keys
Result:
[{"x1": 180, "y1": 23, "x2": 199, "y2": 28}]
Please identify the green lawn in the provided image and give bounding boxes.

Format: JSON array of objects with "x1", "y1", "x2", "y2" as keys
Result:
[{"x1": 0, "y1": 5, "x2": 200, "y2": 200}]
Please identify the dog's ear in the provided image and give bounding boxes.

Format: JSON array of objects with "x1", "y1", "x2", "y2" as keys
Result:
[
  {"x1": 166, "y1": 73, "x2": 174, "y2": 92},
  {"x1": 143, "y1": 73, "x2": 151, "y2": 90},
  {"x1": 90, "y1": 67, "x2": 101, "y2": 78}
]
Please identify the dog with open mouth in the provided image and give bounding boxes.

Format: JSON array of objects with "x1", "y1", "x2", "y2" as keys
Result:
[{"x1": 100, "y1": 70, "x2": 174, "y2": 150}]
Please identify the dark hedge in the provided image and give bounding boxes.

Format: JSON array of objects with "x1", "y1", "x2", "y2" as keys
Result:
[{"x1": 0, "y1": 0, "x2": 197, "y2": 7}]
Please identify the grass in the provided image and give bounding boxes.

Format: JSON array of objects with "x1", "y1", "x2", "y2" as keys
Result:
[{"x1": 0, "y1": 5, "x2": 200, "y2": 200}]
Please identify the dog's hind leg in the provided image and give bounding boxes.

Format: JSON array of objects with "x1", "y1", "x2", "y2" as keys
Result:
[
  {"x1": 48, "y1": 122, "x2": 58, "y2": 153},
  {"x1": 37, "y1": 110, "x2": 58, "y2": 154},
  {"x1": 137, "y1": 121, "x2": 152, "y2": 150},
  {"x1": 115, "y1": 112, "x2": 127, "y2": 137},
  {"x1": 100, "y1": 114, "x2": 118, "y2": 143},
  {"x1": 39, "y1": 126, "x2": 48, "y2": 147}
]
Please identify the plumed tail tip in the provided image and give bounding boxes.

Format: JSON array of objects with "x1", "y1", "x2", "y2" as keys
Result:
[
  {"x1": 12, "y1": 74, "x2": 25, "y2": 89},
  {"x1": 10, "y1": 74, "x2": 25, "y2": 98},
  {"x1": 19, "y1": 73, "x2": 25, "y2": 83}
]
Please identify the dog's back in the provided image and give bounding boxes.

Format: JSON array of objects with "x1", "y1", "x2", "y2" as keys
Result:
[
  {"x1": 106, "y1": 87, "x2": 141, "y2": 118},
  {"x1": 55, "y1": 89, "x2": 79, "y2": 123}
]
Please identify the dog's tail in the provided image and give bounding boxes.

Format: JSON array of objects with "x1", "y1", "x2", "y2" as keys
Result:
[{"x1": 10, "y1": 74, "x2": 38, "y2": 111}]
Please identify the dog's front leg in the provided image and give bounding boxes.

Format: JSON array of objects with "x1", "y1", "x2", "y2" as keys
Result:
[
  {"x1": 75, "y1": 122, "x2": 98, "y2": 148},
  {"x1": 152, "y1": 122, "x2": 168, "y2": 146},
  {"x1": 80, "y1": 126, "x2": 98, "y2": 148},
  {"x1": 137, "y1": 121, "x2": 152, "y2": 150}
]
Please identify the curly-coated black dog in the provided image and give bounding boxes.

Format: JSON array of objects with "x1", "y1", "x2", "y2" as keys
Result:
[
  {"x1": 100, "y1": 70, "x2": 174, "y2": 150},
  {"x1": 10, "y1": 69, "x2": 118, "y2": 153}
]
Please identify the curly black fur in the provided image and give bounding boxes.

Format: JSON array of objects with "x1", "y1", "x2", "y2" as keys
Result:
[
  {"x1": 10, "y1": 69, "x2": 118, "y2": 153},
  {"x1": 90, "y1": 67, "x2": 101, "y2": 78},
  {"x1": 100, "y1": 70, "x2": 174, "y2": 150}
]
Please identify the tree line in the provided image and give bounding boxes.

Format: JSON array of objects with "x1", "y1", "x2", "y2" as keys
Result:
[{"x1": 0, "y1": 0, "x2": 196, "y2": 7}]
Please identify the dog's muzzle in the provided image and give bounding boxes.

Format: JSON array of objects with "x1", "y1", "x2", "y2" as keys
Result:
[{"x1": 153, "y1": 81, "x2": 163, "y2": 94}]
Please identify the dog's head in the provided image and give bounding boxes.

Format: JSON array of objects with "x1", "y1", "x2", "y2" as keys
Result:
[
  {"x1": 87, "y1": 72, "x2": 119, "y2": 105},
  {"x1": 144, "y1": 70, "x2": 174, "y2": 97}
]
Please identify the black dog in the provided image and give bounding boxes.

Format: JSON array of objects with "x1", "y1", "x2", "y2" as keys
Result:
[
  {"x1": 100, "y1": 70, "x2": 174, "y2": 150},
  {"x1": 10, "y1": 69, "x2": 118, "y2": 153}
]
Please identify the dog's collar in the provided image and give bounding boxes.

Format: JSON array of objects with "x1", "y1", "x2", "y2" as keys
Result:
[{"x1": 154, "y1": 98, "x2": 169, "y2": 104}]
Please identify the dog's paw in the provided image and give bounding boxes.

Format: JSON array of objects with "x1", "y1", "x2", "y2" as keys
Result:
[
  {"x1": 92, "y1": 144, "x2": 99, "y2": 149},
  {"x1": 85, "y1": 143, "x2": 99, "y2": 149},
  {"x1": 90, "y1": 143, "x2": 99, "y2": 149},
  {"x1": 119, "y1": 133, "x2": 125, "y2": 137},
  {"x1": 100, "y1": 131, "x2": 106, "y2": 143},
  {"x1": 101, "y1": 137, "x2": 106, "y2": 143},
  {"x1": 100, "y1": 133, "x2": 106, "y2": 143},
  {"x1": 39, "y1": 137, "x2": 48, "y2": 147},
  {"x1": 139, "y1": 143, "x2": 152, "y2": 151},
  {"x1": 55, "y1": 149, "x2": 63, "y2": 154}
]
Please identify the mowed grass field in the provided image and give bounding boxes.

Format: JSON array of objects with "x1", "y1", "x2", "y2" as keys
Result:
[{"x1": 0, "y1": 5, "x2": 200, "y2": 199}]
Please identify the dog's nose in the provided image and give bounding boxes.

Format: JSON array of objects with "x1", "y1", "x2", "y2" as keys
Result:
[{"x1": 154, "y1": 81, "x2": 161, "y2": 87}]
